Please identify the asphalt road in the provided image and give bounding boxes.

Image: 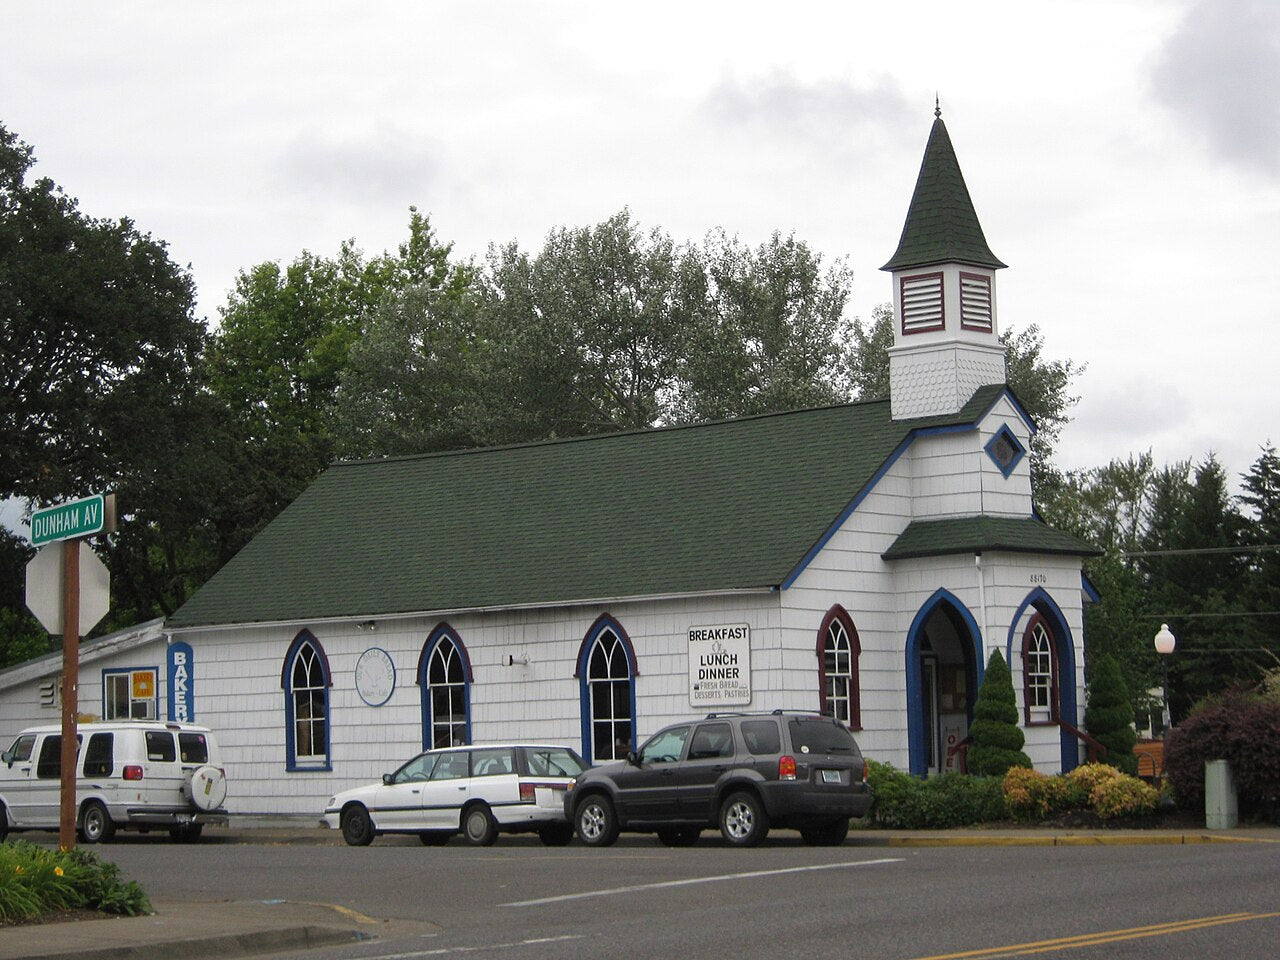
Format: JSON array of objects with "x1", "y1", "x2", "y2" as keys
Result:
[{"x1": 97, "y1": 833, "x2": 1280, "y2": 960}]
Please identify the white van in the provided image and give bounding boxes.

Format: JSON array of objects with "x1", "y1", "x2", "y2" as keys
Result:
[{"x1": 0, "y1": 721, "x2": 228, "y2": 843}]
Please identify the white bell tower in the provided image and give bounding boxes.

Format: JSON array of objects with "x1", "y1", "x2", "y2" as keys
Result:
[{"x1": 884, "y1": 107, "x2": 1008, "y2": 420}]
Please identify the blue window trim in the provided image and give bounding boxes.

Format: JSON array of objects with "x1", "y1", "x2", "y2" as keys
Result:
[
  {"x1": 417, "y1": 622, "x2": 473, "y2": 749},
  {"x1": 575, "y1": 613, "x2": 639, "y2": 760},
  {"x1": 904, "y1": 589, "x2": 983, "y2": 777},
  {"x1": 100, "y1": 666, "x2": 159, "y2": 720},
  {"x1": 1005, "y1": 589, "x2": 1079, "y2": 772},
  {"x1": 984, "y1": 423, "x2": 1026, "y2": 478},
  {"x1": 281, "y1": 629, "x2": 333, "y2": 772}
]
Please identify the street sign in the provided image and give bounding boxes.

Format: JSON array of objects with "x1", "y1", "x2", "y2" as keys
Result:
[
  {"x1": 31, "y1": 494, "x2": 107, "y2": 546},
  {"x1": 25, "y1": 543, "x2": 110, "y2": 634}
]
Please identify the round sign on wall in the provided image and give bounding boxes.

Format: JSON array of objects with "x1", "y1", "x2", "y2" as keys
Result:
[{"x1": 355, "y1": 647, "x2": 396, "y2": 706}]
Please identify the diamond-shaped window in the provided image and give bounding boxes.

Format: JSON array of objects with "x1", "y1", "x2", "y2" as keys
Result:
[{"x1": 985, "y1": 425, "x2": 1025, "y2": 478}]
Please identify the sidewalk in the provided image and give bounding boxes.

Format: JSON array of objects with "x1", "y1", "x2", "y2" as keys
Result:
[{"x1": 4, "y1": 820, "x2": 1276, "y2": 960}]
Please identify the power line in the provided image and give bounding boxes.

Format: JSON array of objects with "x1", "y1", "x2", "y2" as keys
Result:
[{"x1": 1121, "y1": 543, "x2": 1280, "y2": 558}]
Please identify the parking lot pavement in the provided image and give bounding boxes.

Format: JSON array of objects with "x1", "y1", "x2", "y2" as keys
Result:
[{"x1": 3, "y1": 820, "x2": 1275, "y2": 960}]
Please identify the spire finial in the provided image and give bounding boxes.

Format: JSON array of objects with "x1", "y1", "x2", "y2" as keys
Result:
[{"x1": 935, "y1": 94, "x2": 941, "y2": 119}]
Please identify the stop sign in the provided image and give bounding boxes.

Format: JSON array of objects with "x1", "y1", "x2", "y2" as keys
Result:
[{"x1": 25, "y1": 542, "x2": 110, "y2": 635}]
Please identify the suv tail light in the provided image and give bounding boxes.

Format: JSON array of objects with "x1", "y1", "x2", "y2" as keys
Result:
[
  {"x1": 519, "y1": 782, "x2": 536, "y2": 803},
  {"x1": 862, "y1": 759, "x2": 869, "y2": 783},
  {"x1": 778, "y1": 755, "x2": 797, "y2": 781},
  {"x1": 123, "y1": 765, "x2": 144, "y2": 781}
]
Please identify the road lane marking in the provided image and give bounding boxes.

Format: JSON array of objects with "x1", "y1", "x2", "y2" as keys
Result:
[
  {"x1": 351, "y1": 934, "x2": 582, "y2": 958},
  {"x1": 909, "y1": 912, "x2": 1280, "y2": 959},
  {"x1": 501, "y1": 857, "x2": 903, "y2": 906}
]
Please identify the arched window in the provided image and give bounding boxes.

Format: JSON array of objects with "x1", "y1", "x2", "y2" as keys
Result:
[
  {"x1": 577, "y1": 617, "x2": 636, "y2": 762},
  {"x1": 818, "y1": 606, "x2": 861, "y2": 729},
  {"x1": 419, "y1": 625, "x2": 472, "y2": 749},
  {"x1": 1022, "y1": 614, "x2": 1058, "y2": 725},
  {"x1": 282, "y1": 631, "x2": 331, "y2": 771}
]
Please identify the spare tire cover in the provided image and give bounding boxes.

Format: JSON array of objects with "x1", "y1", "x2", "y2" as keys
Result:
[{"x1": 188, "y1": 765, "x2": 228, "y2": 811}]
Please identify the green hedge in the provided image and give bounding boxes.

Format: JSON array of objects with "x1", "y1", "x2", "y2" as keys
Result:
[{"x1": 865, "y1": 760, "x2": 1007, "y2": 828}]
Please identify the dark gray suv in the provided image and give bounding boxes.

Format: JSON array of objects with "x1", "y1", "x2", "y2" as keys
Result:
[{"x1": 564, "y1": 711, "x2": 872, "y2": 847}]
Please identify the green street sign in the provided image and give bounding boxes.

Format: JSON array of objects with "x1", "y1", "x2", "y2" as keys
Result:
[{"x1": 31, "y1": 494, "x2": 107, "y2": 546}]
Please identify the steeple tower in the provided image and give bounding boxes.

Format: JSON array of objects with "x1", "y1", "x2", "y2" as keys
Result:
[{"x1": 883, "y1": 108, "x2": 1007, "y2": 420}]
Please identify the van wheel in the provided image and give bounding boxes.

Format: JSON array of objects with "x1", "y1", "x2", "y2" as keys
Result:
[
  {"x1": 80, "y1": 800, "x2": 116, "y2": 844},
  {"x1": 0, "y1": 801, "x2": 9, "y2": 842},
  {"x1": 462, "y1": 804, "x2": 498, "y2": 846},
  {"x1": 574, "y1": 795, "x2": 619, "y2": 847},
  {"x1": 341, "y1": 804, "x2": 375, "y2": 846},
  {"x1": 720, "y1": 791, "x2": 768, "y2": 847},
  {"x1": 169, "y1": 824, "x2": 204, "y2": 843}
]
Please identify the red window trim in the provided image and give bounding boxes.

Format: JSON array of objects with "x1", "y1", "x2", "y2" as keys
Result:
[
  {"x1": 1020, "y1": 613, "x2": 1060, "y2": 726},
  {"x1": 816, "y1": 605, "x2": 862, "y2": 730}
]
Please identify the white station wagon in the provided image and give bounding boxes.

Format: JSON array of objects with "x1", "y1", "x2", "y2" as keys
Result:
[{"x1": 323, "y1": 743, "x2": 587, "y2": 846}]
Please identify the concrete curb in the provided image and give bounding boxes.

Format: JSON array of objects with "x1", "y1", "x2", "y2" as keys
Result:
[
  {"x1": 23, "y1": 925, "x2": 366, "y2": 960},
  {"x1": 864, "y1": 833, "x2": 1273, "y2": 847}
]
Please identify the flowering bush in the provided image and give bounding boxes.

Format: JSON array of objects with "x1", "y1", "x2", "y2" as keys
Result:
[
  {"x1": 1003, "y1": 767, "x2": 1067, "y2": 820},
  {"x1": 0, "y1": 842, "x2": 150, "y2": 924},
  {"x1": 1090, "y1": 775, "x2": 1160, "y2": 820}
]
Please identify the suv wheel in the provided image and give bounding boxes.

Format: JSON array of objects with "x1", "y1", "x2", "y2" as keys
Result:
[
  {"x1": 657, "y1": 827, "x2": 701, "y2": 847},
  {"x1": 79, "y1": 800, "x2": 116, "y2": 844},
  {"x1": 341, "y1": 804, "x2": 375, "y2": 846},
  {"x1": 463, "y1": 803, "x2": 499, "y2": 846},
  {"x1": 720, "y1": 791, "x2": 769, "y2": 847},
  {"x1": 800, "y1": 818, "x2": 849, "y2": 846},
  {"x1": 575, "y1": 795, "x2": 619, "y2": 847}
]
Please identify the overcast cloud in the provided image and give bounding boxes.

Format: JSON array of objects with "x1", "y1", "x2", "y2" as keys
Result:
[{"x1": 3, "y1": 0, "x2": 1278, "y2": 517}]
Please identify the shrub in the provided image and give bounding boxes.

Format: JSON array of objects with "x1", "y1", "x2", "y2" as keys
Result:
[
  {"x1": 1090, "y1": 774, "x2": 1160, "y2": 820},
  {"x1": 867, "y1": 760, "x2": 1006, "y2": 828},
  {"x1": 1084, "y1": 655, "x2": 1138, "y2": 774},
  {"x1": 1164, "y1": 693, "x2": 1280, "y2": 823},
  {"x1": 1003, "y1": 767, "x2": 1070, "y2": 821},
  {"x1": 966, "y1": 650, "x2": 1032, "y2": 776}
]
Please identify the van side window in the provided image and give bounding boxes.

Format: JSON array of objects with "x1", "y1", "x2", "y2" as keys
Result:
[
  {"x1": 36, "y1": 736, "x2": 62, "y2": 779},
  {"x1": 145, "y1": 731, "x2": 177, "y2": 762},
  {"x1": 178, "y1": 733, "x2": 209, "y2": 764},
  {"x1": 7, "y1": 734, "x2": 36, "y2": 764},
  {"x1": 83, "y1": 733, "x2": 114, "y2": 777}
]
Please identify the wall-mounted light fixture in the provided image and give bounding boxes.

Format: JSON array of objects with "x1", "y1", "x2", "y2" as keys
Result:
[
  {"x1": 506, "y1": 654, "x2": 529, "y2": 667},
  {"x1": 357, "y1": 620, "x2": 377, "y2": 631}
]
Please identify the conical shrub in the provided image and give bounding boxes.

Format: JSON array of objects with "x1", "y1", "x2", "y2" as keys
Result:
[
  {"x1": 966, "y1": 650, "x2": 1032, "y2": 776},
  {"x1": 1084, "y1": 654, "x2": 1138, "y2": 775}
]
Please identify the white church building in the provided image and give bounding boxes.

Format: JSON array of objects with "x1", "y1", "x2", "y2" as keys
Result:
[{"x1": 2, "y1": 111, "x2": 1098, "y2": 816}]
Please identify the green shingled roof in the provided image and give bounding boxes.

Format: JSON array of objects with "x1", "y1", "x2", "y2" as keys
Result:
[
  {"x1": 169, "y1": 385, "x2": 1035, "y2": 628},
  {"x1": 882, "y1": 516, "x2": 1099, "y2": 561},
  {"x1": 882, "y1": 115, "x2": 1007, "y2": 272}
]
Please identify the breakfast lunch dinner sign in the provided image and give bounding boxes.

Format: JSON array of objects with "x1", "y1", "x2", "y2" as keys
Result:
[{"x1": 688, "y1": 624, "x2": 751, "y2": 706}]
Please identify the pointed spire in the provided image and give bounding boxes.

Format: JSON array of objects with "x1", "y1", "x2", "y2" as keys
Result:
[{"x1": 882, "y1": 111, "x2": 1006, "y2": 271}]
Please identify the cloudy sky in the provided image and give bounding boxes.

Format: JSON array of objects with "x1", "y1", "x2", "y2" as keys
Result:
[{"x1": 4, "y1": 0, "x2": 1279, "y2": 495}]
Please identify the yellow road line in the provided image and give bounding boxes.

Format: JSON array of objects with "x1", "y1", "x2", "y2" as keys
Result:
[{"x1": 910, "y1": 912, "x2": 1280, "y2": 960}]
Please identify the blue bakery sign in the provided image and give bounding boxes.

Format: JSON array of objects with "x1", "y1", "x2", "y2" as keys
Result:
[{"x1": 167, "y1": 641, "x2": 195, "y2": 722}]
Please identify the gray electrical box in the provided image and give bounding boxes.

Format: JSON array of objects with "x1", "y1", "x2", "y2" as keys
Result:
[{"x1": 1204, "y1": 759, "x2": 1238, "y2": 829}]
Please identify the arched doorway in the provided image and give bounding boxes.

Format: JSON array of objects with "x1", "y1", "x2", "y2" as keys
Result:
[{"x1": 905, "y1": 590, "x2": 982, "y2": 776}]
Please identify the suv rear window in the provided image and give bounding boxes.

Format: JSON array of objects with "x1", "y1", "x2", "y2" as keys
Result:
[
  {"x1": 178, "y1": 732, "x2": 209, "y2": 764},
  {"x1": 788, "y1": 718, "x2": 858, "y2": 755},
  {"x1": 740, "y1": 720, "x2": 782, "y2": 755}
]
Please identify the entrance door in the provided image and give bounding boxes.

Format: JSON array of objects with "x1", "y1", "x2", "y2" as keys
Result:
[{"x1": 921, "y1": 658, "x2": 939, "y2": 774}]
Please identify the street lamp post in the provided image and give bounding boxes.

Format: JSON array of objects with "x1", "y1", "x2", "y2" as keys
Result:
[{"x1": 1154, "y1": 623, "x2": 1176, "y2": 734}]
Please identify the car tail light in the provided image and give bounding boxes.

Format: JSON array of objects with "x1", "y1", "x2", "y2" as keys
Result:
[
  {"x1": 779, "y1": 755, "x2": 797, "y2": 781},
  {"x1": 862, "y1": 759, "x2": 869, "y2": 783},
  {"x1": 123, "y1": 765, "x2": 144, "y2": 781},
  {"x1": 519, "y1": 782, "x2": 536, "y2": 803}
]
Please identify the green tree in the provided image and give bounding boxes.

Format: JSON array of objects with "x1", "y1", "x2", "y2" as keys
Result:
[
  {"x1": 966, "y1": 650, "x2": 1032, "y2": 776},
  {"x1": 1139, "y1": 455, "x2": 1253, "y2": 717},
  {"x1": 204, "y1": 209, "x2": 465, "y2": 562},
  {"x1": 674, "y1": 230, "x2": 852, "y2": 422},
  {"x1": 1084, "y1": 654, "x2": 1138, "y2": 774},
  {"x1": 0, "y1": 121, "x2": 208, "y2": 643},
  {"x1": 1239, "y1": 443, "x2": 1280, "y2": 661}
]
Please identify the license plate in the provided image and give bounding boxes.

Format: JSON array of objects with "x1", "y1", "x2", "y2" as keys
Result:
[{"x1": 821, "y1": 769, "x2": 842, "y2": 784}]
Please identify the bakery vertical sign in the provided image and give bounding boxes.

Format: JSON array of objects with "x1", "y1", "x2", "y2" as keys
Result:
[{"x1": 688, "y1": 623, "x2": 751, "y2": 706}]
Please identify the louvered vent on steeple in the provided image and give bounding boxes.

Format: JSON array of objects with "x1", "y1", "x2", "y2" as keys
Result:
[{"x1": 960, "y1": 273, "x2": 993, "y2": 332}]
